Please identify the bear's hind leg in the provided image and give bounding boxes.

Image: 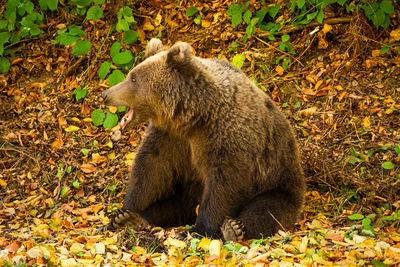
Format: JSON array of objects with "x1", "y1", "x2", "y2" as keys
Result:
[
  {"x1": 230, "y1": 190, "x2": 303, "y2": 240},
  {"x1": 139, "y1": 179, "x2": 203, "y2": 228}
]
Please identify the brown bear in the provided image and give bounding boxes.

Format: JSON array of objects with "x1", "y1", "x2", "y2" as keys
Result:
[{"x1": 101, "y1": 39, "x2": 305, "y2": 241}]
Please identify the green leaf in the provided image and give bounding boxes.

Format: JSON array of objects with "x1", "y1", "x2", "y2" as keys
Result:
[
  {"x1": 72, "y1": 180, "x2": 80, "y2": 189},
  {"x1": 72, "y1": 40, "x2": 91, "y2": 56},
  {"x1": 194, "y1": 15, "x2": 201, "y2": 25},
  {"x1": 117, "y1": 106, "x2": 127, "y2": 112},
  {"x1": 103, "y1": 112, "x2": 119, "y2": 129},
  {"x1": 350, "y1": 147, "x2": 357, "y2": 157},
  {"x1": 91, "y1": 109, "x2": 105, "y2": 126},
  {"x1": 185, "y1": 6, "x2": 198, "y2": 17},
  {"x1": 73, "y1": 86, "x2": 88, "y2": 101},
  {"x1": 46, "y1": 0, "x2": 58, "y2": 11},
  {"x1": 123, "y1": 30, "x2": 139, "y2": 44},
  {"x1": 60, "y1": 186, "x2": 70, "y2": 198},
  {"x1": 375, "y1": 9, "x2": 386, "y2": 27},
  {"x1": 348, "y1": 213, "x2": 364, "y2": 220},
  {"x1": 228, "y1": 3, "x2": 244, "y2": 28},
  {"x1": 281, "y1": 34, "x2": 290, "y2": 42},
  {"x1": 317, "y1": 10, "x2": 324, "y2": 23},
  {"x1": 268, "y1": 4, "x2": 280, "y2": 18},
  {"x1": 116, "y1": 19, "x2": 129, "y2": 32},
  {"x1": 297, "y1": 0, "x2": 305, "y2": 9},
  {"x1": 112, "y1": 50, "x2": 133, "y2": 65},
  {"x1": 243, "y1": 10, "x2": 252, "y2": 24},
  {"x1": 231, "y1": 54, "x2": 245, "y2": 69},
  {"x1": 337, "y1": 0, "x2": 347, "y2": 6},
  {"x1": 98, "y1": 61, "x2": 111, "y2": 79},
  {"x1": 56, "y1": 34, "x2": 79, "y2": 46},
  {"x1": 108, "y1": 70, "x2": 125, "y2": 86},
  {"x1": 380, "y1": 0, "x2": 394, "y2": 14},
  {"x1": 94, "y1": 0, "x2": 105, "y2": 4},
  {"x1": 380, "y1": 45, "x2": 390, "y2": 55},
  {"x1": 86, "y1": 5, "x2": 103, "y2": 20},
  {"x1": 81, "y1": 148, "x2": 90, "y2": 156},
  {"x1": 382, "y1": 161, "x2": 394, "y2": 170},
  {"x1": 371, "y1": 260, "x2": 387, "y2": 267},
  {"x1": 0, "y1": 57, "x2": 11, "y2": 73},
  {"x1": 110, "y1": 42, "x2": 121, "y2": 58},
  {"x1": 69, "y1": 26, "x2": 86, "y2": 37},
  {"x1": 0, "y1": 32, "x2": 11, "y2": 44}
]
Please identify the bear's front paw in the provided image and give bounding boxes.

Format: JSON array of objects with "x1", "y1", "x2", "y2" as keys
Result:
[
  {"x1": 107, "y1": 209, "x2": 149, "y2": 230},
  {"x1": 221, "y1": 218, "x2": 245, "y2": 242}
]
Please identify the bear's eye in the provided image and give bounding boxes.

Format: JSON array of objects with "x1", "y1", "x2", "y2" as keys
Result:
[{"x1": 131, "y1": 77, "x2": 136, "y2": 82}]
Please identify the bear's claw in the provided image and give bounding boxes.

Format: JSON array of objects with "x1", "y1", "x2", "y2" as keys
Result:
[
  {"x1": 221, "y1": 218, "x2": 245, "y2": 242},
  {"x1": 108, "y1": 209, "x2": 149, "y2": 230}
]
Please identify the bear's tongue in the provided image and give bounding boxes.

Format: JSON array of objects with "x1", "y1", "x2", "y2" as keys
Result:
[{"x1": 120, "y1": 109, "x2": 133, "y2": 129}]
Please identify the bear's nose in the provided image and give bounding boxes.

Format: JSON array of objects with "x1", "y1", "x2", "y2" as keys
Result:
[{"x1": 101, "y1": 91, "x2": 107, "y2": 99}]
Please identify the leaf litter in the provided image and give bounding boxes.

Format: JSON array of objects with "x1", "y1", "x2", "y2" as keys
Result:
[{"x1": 1, "y1": 0, "x2": 400, "y2": 266}]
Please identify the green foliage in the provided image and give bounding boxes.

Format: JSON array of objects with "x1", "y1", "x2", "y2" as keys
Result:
[
  {"x1": 103, "y1": 112, "x2": 118, "y2": 129},
  {"x1": 108, "y1": 69, "x2": 125, "y2": 86},
  {"x1": 72, "y1": 40, "x2": 91, "y2": 56},
  {"x1": 360, "y1": 0, "x2": 394, "y2": 28},
  {"x1": 0, "y1": 0, "x2": 46, "y2": 72},
  {"x1": 116, "y1": 7, "x2": 136, "y2": 33},
  {"x1": 91, "y1": 108, "x2": 120, "y2": 129},
  {"x1": 86, "y1": 5, "x2": 103, "y2": 20},
  {"x1": 185, "y1": 7, "x2": 199, "y2": 17},
  {"x1": 98, "y1": 61, "x2": 111, "y2": 80},
  {"x1": 91, "y1": 109, "x2": 106, "y2": 126},
  {"x1": 53, "y1": 26, "x2": 91, "y2": 56},
  {"x1": 72, "y1": 86, "x2": 88, "y2": 101},
  {"x1": 123, "y1": 30, "x2": 139, "y2": 44},
  {"x1": 346, "y1": 213, "x2": 376, "y2": 238}
]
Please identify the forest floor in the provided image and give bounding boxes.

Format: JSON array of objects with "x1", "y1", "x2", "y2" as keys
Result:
[{"x1": 1, "y1": 1, "x2": 400, "y2": 266}]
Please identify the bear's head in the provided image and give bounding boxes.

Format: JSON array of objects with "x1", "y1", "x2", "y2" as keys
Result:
[{"x1": 101, "y1": 39, "x2": 195, "y2": 128}]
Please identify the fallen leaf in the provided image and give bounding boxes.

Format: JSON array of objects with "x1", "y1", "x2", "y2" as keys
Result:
[
  {"x1": 299, "y1": 107, "x2": 318, "y2": 116},
  {"x1": 275, "y1": 65, "x2": 284, "y2": 75},
  {"x1": 80, "y1": 163, "x2": 96, "y2": 173},
  {"x1": 52, "y1": 138, "x2": 64, "y2": 149}
]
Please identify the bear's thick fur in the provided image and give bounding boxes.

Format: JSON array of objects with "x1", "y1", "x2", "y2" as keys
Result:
[{"x1": 101, "y1": 39, "x2": 305, "y2": 240}]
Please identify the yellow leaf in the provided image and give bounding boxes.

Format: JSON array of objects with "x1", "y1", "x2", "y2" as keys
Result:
[
  {"x1": 108, "y1": 152, "x2": 115, "y2": 160},
  {"x1": 126, "y1": 152, "x2": 136, "y2": 160},
  {"x1": 65, "y1": 126, "x2": 80, "y2": 132},
  {"x1": 390, "y1": 28, "x2": 400, "y2": 41},
  {"x1": 164, "y1": 237, "x2": 187, "y2": 248},
  {"x1": 201, "y1": 19, "x2": 211, "y2": 28},
  {"x1": 209, "y1": 240, "x2": 222, "y2": 256},
  {"x1": 0, "y1": 178, "x2": 7, "y2": 187},
  {"x1": 363, "y1": 116, "x2": 371, "y2": 128},
  {"x1": 108, "y1": 106, "x2": 117, "y2": 113},
  {"x1": 275, "y1": 65, "x2": 284, "y2": 76},
  {"x1": 299, "y1": 236, "x2": 308, "y2": 253},
  {"x1": 198, "y1": 238, "x2": 211, "y2": 250},
  {"x1": 71, "y1": 117, "x2": 80, "y2": 122}
]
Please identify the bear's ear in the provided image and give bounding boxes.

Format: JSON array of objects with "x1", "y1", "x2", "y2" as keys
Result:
[
  {"x1": 144, "y1": 38, "x2": 165, "y2": 59},
  {"x1": 166, "y1": 42, "x2": 193, "y2": 68}
]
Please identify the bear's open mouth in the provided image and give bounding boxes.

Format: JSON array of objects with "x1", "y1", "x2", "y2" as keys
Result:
[{"x1": 120, "y1": 109, "x2": 133, "y2": 129}]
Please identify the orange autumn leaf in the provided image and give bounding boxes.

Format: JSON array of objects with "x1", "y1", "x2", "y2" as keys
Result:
[
  {"x1": 52, "y1": 138, "x2": 64, "y2": 149},
  {"x1": 275, "y1": 65, "x2": 284, "y2": 75},
  {"x1": 80, "y1": 163, "x2": 96, "y2": 173}
]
